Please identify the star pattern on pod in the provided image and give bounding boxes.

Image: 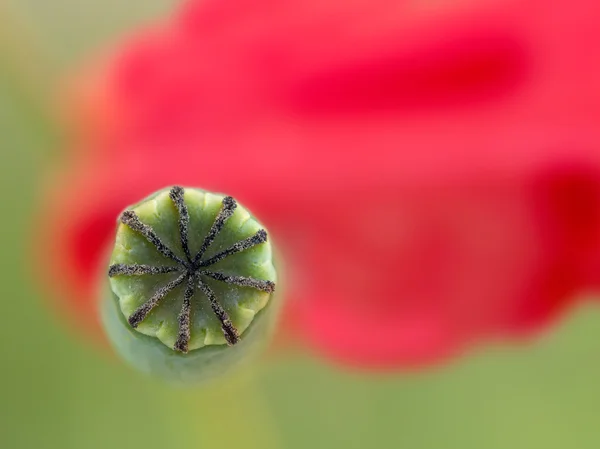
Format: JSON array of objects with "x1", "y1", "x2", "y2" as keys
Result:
[{"x1": 108, "y1": 186, "x2": 275, "y2": 353}]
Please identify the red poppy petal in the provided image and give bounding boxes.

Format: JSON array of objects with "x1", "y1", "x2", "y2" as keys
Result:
[{"x1": 41, "y1": 0, "x2": 600, "y2": 368}]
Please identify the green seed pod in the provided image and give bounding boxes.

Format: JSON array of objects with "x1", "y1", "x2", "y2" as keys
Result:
[{"x1": 100, "y1": 186, "x2": 279, "y2": 384}]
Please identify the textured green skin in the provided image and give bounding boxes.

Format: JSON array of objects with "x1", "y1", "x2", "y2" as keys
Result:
[
  {"x1": 101, "y1": 283, "x2": 278, "y2": 384},
  {"x1": 101, "y1": 187, "x2": 279, "y2": 384}
]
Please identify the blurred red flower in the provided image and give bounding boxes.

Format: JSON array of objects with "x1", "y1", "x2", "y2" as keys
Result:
[{"x1": 38, "y1": 0, "x2": 600, "y2": 368}]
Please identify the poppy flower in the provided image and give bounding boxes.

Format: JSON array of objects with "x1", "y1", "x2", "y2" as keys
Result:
[{"x1": 38, "y1": 0, "x2": 600, "y2": 368}]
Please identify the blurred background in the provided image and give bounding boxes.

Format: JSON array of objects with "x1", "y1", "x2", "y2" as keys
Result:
[{"x1": 3, "y1": 1, "x2": 600, "y2": 448}]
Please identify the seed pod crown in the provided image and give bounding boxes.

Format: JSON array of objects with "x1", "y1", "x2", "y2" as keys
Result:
[{"x1": 107, "y1": 186, "x2": 277, "y2": 354}]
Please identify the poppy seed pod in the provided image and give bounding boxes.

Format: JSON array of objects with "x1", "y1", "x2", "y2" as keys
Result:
[{"x1": 102, "y1": 186, "x2": 279, "y2": 383}]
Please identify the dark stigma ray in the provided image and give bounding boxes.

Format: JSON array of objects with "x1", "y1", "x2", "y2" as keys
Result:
[
  {"x1": 198, "y1": 229, "x2": 268, "y2": 268},
  {"x1": 120, "y1": 210, "x2": 186, "y2": 265},
  {"x1": 173, "y1": 274, "x2": 196, "y2": 353},
  {"x1": 128, "y1": 273, "x2": 187, "y2": 328},
  {"x1": 193, "y1": 196, "x2": 237, "y2": 265},
  {"x1": 197, "y1": 279, "x2": 240, "y2": 346},
  {"x1": 108, "y1": 264, "x2": 182, "y2": 277},
  {"x1": 200, "y1": 270, "x2": 275, "y2": 293},
  {"x1": 169, "y1": 186, "x2": 193, "y2": 263}
]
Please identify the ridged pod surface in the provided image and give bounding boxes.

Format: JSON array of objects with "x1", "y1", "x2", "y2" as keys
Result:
[{"x1": 101, "y1": 186, "x2": 278, "y2": 384}]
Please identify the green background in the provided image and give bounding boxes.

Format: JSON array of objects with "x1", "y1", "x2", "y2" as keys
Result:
[{"x1": 2, "y1": 1, "x2": 600, "y2": 448}]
